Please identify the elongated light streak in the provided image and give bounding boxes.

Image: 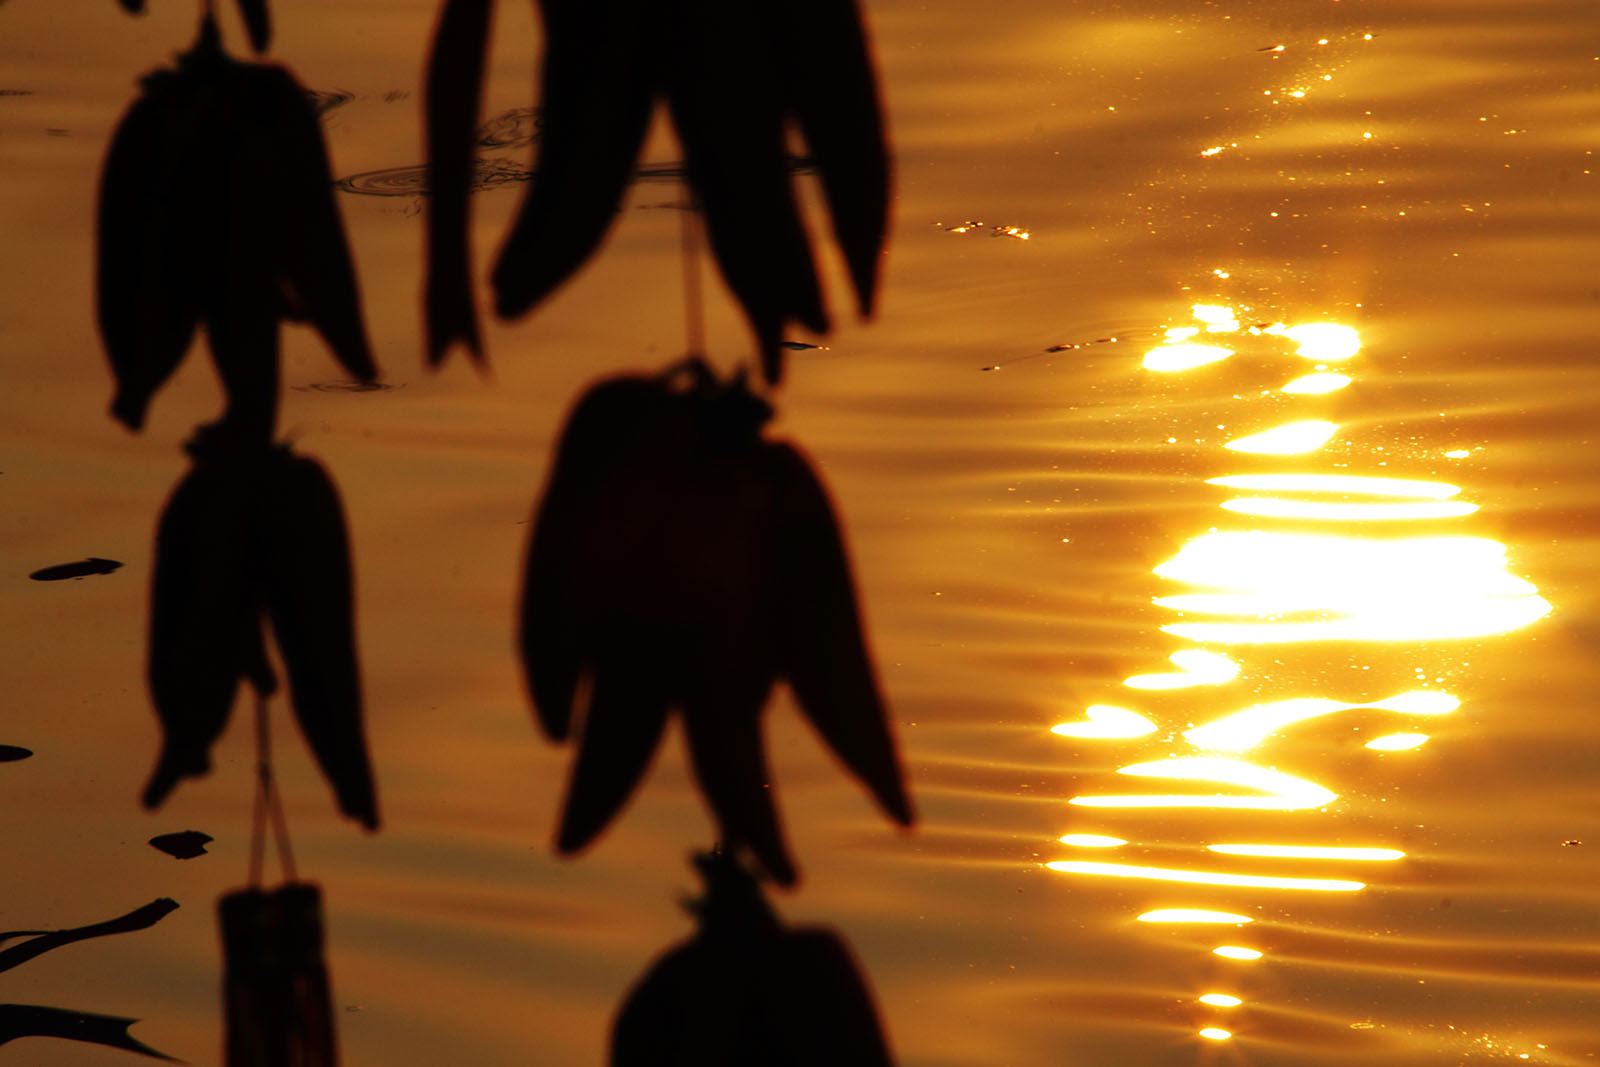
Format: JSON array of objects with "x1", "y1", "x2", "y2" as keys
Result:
[
  {"x1": 1070, "y1": 757, "x2": 1335, "y2": 810},
  {"x1": 1138, "y1": 909, "x2": 1253, "y2": 924},
  {"x1": 1213, "y1": 946, "x2": 1263, "y2": 960},
  {"x1": 1185, "y1": 691, "x2": 1457, "y2": 750},
  {"x1": 1207, "y1": 474, "x2": 1461, "y2": 499},
  {"x1": 1047, "y1": 860, "x2": 1364, "y2": 891},
  {"x1": 1218, "y1": 498, "x2": 1478, "y2": 520},
  {"x1": 1207, "y1": 844, "x2": 1404, "y2": 861},
  {"x1": 1052, "y1": 705, "x2": 1157, "y2": 739},
  {"x1": 1224, "y1": 420, "x2": 1338, "y2": 454},
  {"x1": 1124, "y1": 649, "x2": 1239, "y2": 689}
]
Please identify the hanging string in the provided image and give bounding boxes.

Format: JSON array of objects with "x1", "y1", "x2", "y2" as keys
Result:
[
  {"x1": 680, "y1": 197, "x2": 706, "y2": 358},
  {"x1": 247, "y1": 689, "x2": 299, "y2": 887}
]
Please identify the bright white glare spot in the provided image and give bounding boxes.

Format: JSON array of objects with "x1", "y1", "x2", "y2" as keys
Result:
[
  {"x1": 1185, "y1": 691, "x2": 1456, "y2": 751},
  {"x1": 1224, "y1": 420, "x2": 1338, "y2": 454},
  {"x1": 1366, "y1": 732, "x2": 1430, "y2": 751},
  {"x1": 1165, "y1": 326, "x2": 1201, "y2": 341},
  {"x1": 1290, "y1": 90, "x2": 1306, "y2": 98},
  {"x1": 1207, "y1": 474, "x2": 1461, "y2": 499},
  {"x1": 1284, "y1": 323, "x2": 1361, "y2": 361},
  {"x1": 1052, "y1": 705, "x2": 1158, "y2": 739},
  {"x1": 1282, "y1": 372, "x2": 1352, "y2": 394},
  {"x1": 1199, "y1": 1028, "x2": 1234, "y2": 1040},
  {"x1": 1154, "y1": 532, "x2": 1552, "y2": 643},
  {"x1": 1192, "y1": 304, "x2": 1241, "y2": 332},
  {"x1": 1138, "y1": 909, "x2": 1253, "y2": 924},
  {"x1": 1071, "y1": 757, "x2": 1336, "y2": 810},
  {"x1": 1060, "y1": 834, "x2": 1127, "y2": 848},
  {"x1": 1214, "y1": 945, "x2": 1263, "y2": 960},
  {"x1": 1207, "y1": 844, "x2": 1404, "y2": 861},
  {"x1": 1047, "y1": 860, "x2": 1363, "y2": 891},
  {"x1": 1444, "y1": 449, "x2": 1471, "y2": 458},
  {"x1": 1218, "y1": 498, "x2": 1478, "y2": 520},
  {"x1": 1144, "y1": 343, "x2": 1233, "y2": 372},
  {"x1": 1124, "y1": 649, "x2": 1239, "y2": 689},
  {"x1": 1200, "y1": 994, "x2": 1244, "y2": 1007}
]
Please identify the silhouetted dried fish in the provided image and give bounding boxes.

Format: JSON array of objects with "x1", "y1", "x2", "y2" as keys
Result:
[
  {"x1": 115, "y1": 0, "x2": 272, "y2": 54},
  {"x1": 425, "y1": 0, "x2": 889, "y2": 383},
  {"x1": 0, "y1": 746, "x2": 32, "y2": 762},
  {"x1": 0, "y1": 1005, "x2": 177, "y2": 1059},
  {"x1": 0, "y1": 899, "x2": 178, "y2": 976},
  {"x1": 144, "y1": 442, "x2": 378, "y2": 830},
  {"x1": 97, "y1": 17, "x2": 376, "y2": 441},
  {"x1": 220, "y1": 884, "x2": 337, "y2": 1067},
  {"x1": 521, "y1": 363, "x2": 911, "y2": 885},
  {"x1": 29, "y1": 557, "x2": 123, "y2": 581},
  {"x1": 149, "y1": 830, "x2": 213, "y2": 859},
  {"x1": 423, "y1": 0, "x2": 492, "y2": 365},
  {"x1": 612, "y1": 851, "x2": 894, "y2": 1066}
]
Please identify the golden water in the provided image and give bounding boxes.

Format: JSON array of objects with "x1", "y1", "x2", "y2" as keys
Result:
[{"x1": 2, "y1": 1, "x2": 1598, "y2": 1064}]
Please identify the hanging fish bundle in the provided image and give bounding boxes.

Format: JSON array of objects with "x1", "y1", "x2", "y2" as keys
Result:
[
  {"x1": 520, "y1": 359, "x2": 911, "y2": 886},
  {"x1": 218, "y1": 884, "x2": 337, "y2": 1067},
  {"x1": 97, "y1": 14, "x2": 376, "y2": 445},
  {"x1": 424, "y1": 0, "x2": 890, "y2": 383},
  {"x1": 143, "y1": 442, "x2": 378, "y2": 831},
  {"x1": 612, "y1": 851, "x2": 894, "y2": 1066}
]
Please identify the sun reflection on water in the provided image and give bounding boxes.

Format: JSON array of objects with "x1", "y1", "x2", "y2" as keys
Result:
[{"x1": 1049, "y1": 300, "x2": 1552, "y2": 1046}]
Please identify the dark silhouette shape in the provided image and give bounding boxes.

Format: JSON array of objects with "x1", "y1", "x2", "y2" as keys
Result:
[
  {"x1": 424, "y1": 0, "x2": 890, "y2": 383},
  {"x1": 612, "y1": 850, "x2": 895, "y2": 1066},
  {"x1": 29, "y1": 557, "x2": 123, "y2": 581},
  {"x1": 0, "y1": 746, "x2": 32, "y2": 762},
  {"x1": 422, "y1": 0, "x2": 492, "y2": 365},
  {"x1": 0, "y1": 1005, "x2": 177, "y2": 1059},
  {"x1": 219, "y1": 883, "x2": 336, "y2": 1066},
  {"x1": 97, "y1": 15, "x2": 376, "y2": 444},
  {"x1": 0, "y1": 899, "x2": 179, "y2": 976},
  {"x1": 116, "y1": 0, "x2": 272, "y2": 55},
  {"x1": 521, "y1": 361, "x2": 911, "y2": 886},
  {"x1": 150, "y1": 830, "x2": 214, "y2": 859},
  {"x1": 0, "y1": 900, "x2": 180, "y2": 1059},
  {"x1": 143, "y1": 439, "x2": 378, "y2": 830}
]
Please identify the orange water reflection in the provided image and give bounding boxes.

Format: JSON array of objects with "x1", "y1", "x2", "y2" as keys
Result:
[{"x1": 1049, "y1": 304, "x2": 1554, "y2": 1048}]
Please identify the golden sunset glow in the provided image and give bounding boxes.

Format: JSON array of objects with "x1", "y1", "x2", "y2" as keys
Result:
[
  {"x1": 1272, "y1": 322, "x2": 1362, "y2": 361},
  {"x1": 1206, "y1": 474, "x2": 1462, "y2": 499},
  {"x1": 1217, "y1": 498, "x2": 1479, "y2": 521},
  {"x1": 1224, "y1": 420, "x2": 1339, "y2": 454},
  {"x1": 1184, "y1": 691, "x2": 1458, "y2": 751},
  {"x1": 1192, "y1": 304, "x2": 1240, "y2": 331},
  {"x1": 1051, "y1": 705, "x2": 1158, "y2": 739},
  {"x1": 1213, "y1": 946, "x2": 1263, "y2": 960},
  {"x1": 1060, "y1": 834, "x2": 1128, "y2": 848},
  {"x1": 1199, "y1": 994, "x2": 1243, "y2": 1007},
  {"x1": 1143, "y1": 343, "x2": 1233, "y2": 372},
  {"x1": 1207, "y1": 844, "x2": 1404, "y2": 861},
  {"x1": 1123, "y1": 649, "x2": 1239, "y2": 689},
  {"x1": 1047, "y1": 860, "x2": 1364, "y2": 892},
  {"x1": 1366, "y1": 732, "x2": 1431, "y2": 751},
  {"x1": 1070, "y1": 757, "x2": 1336, "y2": 810},
  {"x1": 1154, "y1": 532, "x2": 1552, "y2": 643},
  {"x1": 1137, "y1": 910, "x2": 1253, "y2": 924},
  {"x1": 1281, "y1": 372, "x2": 1352, "y2": 394}
]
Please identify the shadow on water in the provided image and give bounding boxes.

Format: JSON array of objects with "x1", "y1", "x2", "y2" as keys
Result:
[
  {"x1": 519, "y1": 360, "x2": 912, "y2": 888},
  {"x1": 613, "y1": 851, "x2": 895, "y2": 1067},
  {"x1": 0, "y1": 898, "x2": 180, "y2": 1059}
]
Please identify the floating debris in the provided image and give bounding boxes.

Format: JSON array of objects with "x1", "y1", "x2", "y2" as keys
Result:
[
  {"x1": 779, "y1": 341, "x2": 826, "y2": 351},
  {"x1": 0, "y1": 746, "x2": 33, "y2": 762},
  {"x1": 0, "y1": 89, "x2": 35, "y2": 97},
  {"x1": 305, "y1": 88, "x2": 355, "y2": 118},
  {"x1": 936, "y1": 220, "x2": 1030, "y2": 240},
  {"x1": 476, "y1": 106, "x2": 541, "y2": 150},
  {"x1": 149, "y1": 830, "x2": 213, "y2": 859},
  {"x1": 29, "y1": 558, "x2": 122, "y2": 581},
  {"x1": 338, "y1": 154, "x2": 816, "y2": 199},
  {"x1": 291, "y1": 379, "x2": 404, "y2": 393}
]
